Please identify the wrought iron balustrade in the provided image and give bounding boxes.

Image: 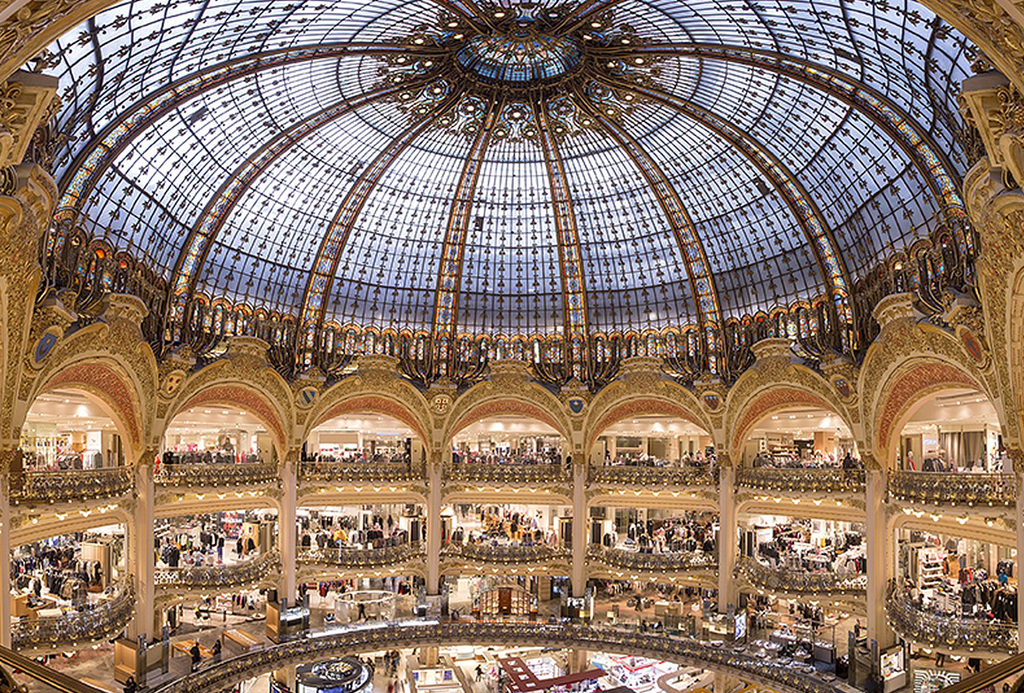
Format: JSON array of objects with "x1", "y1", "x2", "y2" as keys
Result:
[
  {"x1": 154, "y1": 620, "x2": 846, "y2": 693},
  {"x1": 11, "y1": 466, "x2": 133, "y2": 504},
  {"x1": 155, "y1": 461, "x2": 278, "y2": 487},
  {"x1": 445, "y1": 462, "x2": 569, "y2": 485},
  {"x1": 299, "y1": 460, "x2": 420, "y2": 483},
  {"x1": 154, "y1": 551, "x2": 279, "y2": 590},
  {"x1": 589, "y1": 465, "x2": 718, "y2": 487},
  {"x1": 442, "y1": 543, "x2": 570, "y2": 564},
  {"x1": 298, "y1": 542, "x2": 424, "y2": 568},
  {"x1": 888, "y1": 470, "x2": 1017, "y2": 506},
  {"x1": 737, "y1": 556, "x2": 866, "y2": 595},
  {"x1": 587, "y1": 545, "x2": 717, "y2": 572},
  {"x1": 736, "y1": 467, "x2": 865, "y2": 494},
  {"x1": 886, "y1": 579, "x2": 1017, "y2": 653},
  {"x1": 11, "y1": 582, "x2": 134, "y2": 650}
]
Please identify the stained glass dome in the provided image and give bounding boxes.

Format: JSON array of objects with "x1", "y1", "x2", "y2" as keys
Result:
[{"x1": 37, "y1": 0, "x2": 978, "y2": 375}]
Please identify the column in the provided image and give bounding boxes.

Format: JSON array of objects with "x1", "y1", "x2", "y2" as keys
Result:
[
  {"x1": 1013, "y1": 451, "x2": 1024, "y2": 650},
  {"x1": 717, "y1": 462, "x2": 737, "y2": 613},
  {"x1": 278, "y1": 449, "x2": 298, "y2": 601},
  {"x1": 0, "y1": 450, "x2": 13, "y2": 647},
  {"x1": 571, "y1": 458, "x2": 587, "y2": 597},
  {"x1": 865, "y1": 465, "x2": 894, "y2": 649},
  {"x1": 425, "y1": 450, "x2": 445, "y2": 594},
  {"x1": 130, "y1": 452, "x2": 157, "y2": 640}
]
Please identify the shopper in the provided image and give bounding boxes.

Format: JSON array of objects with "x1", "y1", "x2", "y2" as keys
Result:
[
  {"x1": 190, "y1": 642, "x2": 202, "y2": 672},
  {"x1": 123, "y1": 675, "x2": 137, "y2": 693},
  {"x1": 212, "y1": 640, "x2": 222, "y2": 663}
]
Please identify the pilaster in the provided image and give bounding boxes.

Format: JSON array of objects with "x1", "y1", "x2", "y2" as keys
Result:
[
  {"x1": 865, "y1": 463, "x2": 894, "y2": 650},
  {"x1": 425, "y1": 449, "x2": 446, "y2": 594},
  {"x1": 717, "y1": 459, "x2": 737, "y2": 614},
  {"x1": 0, "y1": 449, "x2": 14, "y2": 647},
  {"x1": 571, "y1": 455, "x2": 587, "y2": 597},
  {"x1": 278, "y1": 448, "x2": 299, "y2": 601},
  {"x1": 129, "y1": 451, "x2": 157, "y2": 640}
]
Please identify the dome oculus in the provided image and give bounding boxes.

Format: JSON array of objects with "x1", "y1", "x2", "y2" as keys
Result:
[{"x1": 456, "y1": 33, "x2": 584, "y2": 84}]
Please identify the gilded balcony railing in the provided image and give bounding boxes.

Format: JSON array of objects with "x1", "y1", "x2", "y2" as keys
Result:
[
  {"x1": 155, "y1": 621, "x2": 845, "y2": 693},
  {"x1": 589, "y1": 465, "x2": 718, "y2": 487},
  {"x1": 888, "y1": 470, "x2": 1017, "y2": 506},
  {"x1": 738, "y1": 557, "x2": 867, "y2": 595},
  {"x1": 445, "y1": 462, "x2": 569, "y2": 485},
  {"x1": 11, "y1": 466, "x2": 133, "y2": 504},
  {"x1": 299, "y1": 460, "x2": 420, "y2": 483},
  {"x1": 11, "y1": 582, "x2": 134, "y2": 650},
  {"x1": 298, "y1": 542, "x2": 424, "y2": 568},
  {"x1": 736, "y1": 468, "x2": 865, "y2": 494},
  {"x1": 587, "y1": 545, "x2": 717, "y2": 572},
  {"x1": 154, "y1": 552, "x2": 279, "y2": 590},
  {"x1": 155, "y1": 462, "x2": 278, "y2": 487},
  {"x1": 442, "y1": 543, "x2": 571, "y2": 564},
  {"x1": 886, "y1": 579, "x2": 1017, "y2": 653}
]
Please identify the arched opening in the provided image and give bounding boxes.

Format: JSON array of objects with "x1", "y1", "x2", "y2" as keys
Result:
[
  {"x1": 592, "y1": 414, "x2": 714, "y2": 470},
  {"x1": 158, "y1": 404, "x2": 277, "y2": 482},
  {"x1": 303, "y1": 411, "x2": 419, "y2": 467},
  {"x1": 893, "y1": 389, "x2": 1004, "y2": 473},
  {"x1": 741, "y1": 406, "x2": 859, "y2": 470},
  {"x1": 450, "y1": 415, "x2": 565, "y2": 469}
]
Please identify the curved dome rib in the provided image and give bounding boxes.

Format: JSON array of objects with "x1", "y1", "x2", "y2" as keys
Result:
[
  {"x1": 606, "y1": 76, "x2": 857, "y2": 351},
  {"x1": 534, "y1": 97, "x2": 591, "y2": 369},
  {"x1": 56, "y1": 41, "x2": 441, "y2": 215},
  {"x1": 432, "y1": 98, "x2": 504, "y2": 349},
  {"x1": 573, "y1": 88, "x2": 724, "y2": 373},
  {"x1": 299, "y1": 92, "x2": 462, "y2": 357},
  {"x1": 167, "y1": 77, "x2": 435, "y2": 331},
  {"x1": 601, "y1": 42, "x2": 970, "y2": 253},
  {"x1": 554, "y1": 0, "x2": 624, "y2": 34}
]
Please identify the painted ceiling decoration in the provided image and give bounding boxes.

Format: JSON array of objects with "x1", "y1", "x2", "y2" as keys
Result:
[{"x1": 37, "y1": 0, "x2": 978, "y2": 385}]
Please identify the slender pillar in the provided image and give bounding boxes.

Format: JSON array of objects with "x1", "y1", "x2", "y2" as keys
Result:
[
  {"x1": 278, "y1": 449, "x2": 298, "y2": 601},
  {"x1": 865, "y1": 465, "x2": 894, "y2": 649},
  {"x1": 130, "y1": 452, "x2": 157, "y2": 640},
  {"x1": 717, "y1": 462, "x2": 737, "y2": 613},
  {"x1": 571, "y1": 458, "x2": 588, "y2": 597},
  {"x1": 426, "y1": 450, "x2": 445, "y2": 594},
  {"x1": 1012, "y1": 451, "x2": 1024, "y2": 651},
  {"x1": 0, "y1": 450, "x2": 13, "y2": 647}
]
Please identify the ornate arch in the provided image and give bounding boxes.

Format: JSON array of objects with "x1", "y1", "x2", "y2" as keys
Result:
[
  {"x1": 447, "y1": 397, "x2": 571, "y2": 442},
  {"x1": 308, "y1": 394, "x2": 431, "y2": 447},
  {"x1": 166, "y1": 382, "x2": 290, "y2": 458},
  {"x1": 28, "y1": 359, "x2": 145, "y2": 451},
  {"x1": 443, "y1": 378, "x2": 573, "y2": 444},
  {"x1": 11, "y1": 508, "x2": 133, "y2": 547},
  {"x1": 869, "y1": 359, "x2": 985, "y2": 466},
  {"x1": 584, "y1": 394, "x2": 712, "y2": 454}
]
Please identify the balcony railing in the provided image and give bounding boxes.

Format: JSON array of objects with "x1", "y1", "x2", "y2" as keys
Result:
[
  {"x1": 442, "y1": 543, "x2": 571, "y2": 564},
  {"x1": 446, "y1": 463, "x2": 569, "y2": 485},
  {"x1": 298, "y1": 542, "x2": 424, "y2": 568},
  {"x1": 887, "y1": 580, "x2": 1017, "y2": 653},
  {"x1": 589, "y1": 465, "x2": 718, "y2": 487},
  {"x1": 299, "y1": 460, "x2": 420, "y2": 483},
  {"x1": 154, "y1": 551, "x2": 279, "y2": 590},
  {"x1": 738, "y1": 557, "x2": 866, "y2": 595},
  {"x1": 11, "y1": 466, "x2": 133, "y2": 504},
  {"x1": 888, "y1": 470, "x2": 1017, "y2": 506},
  {"x1": 587, "y1": 545, "x2": 717, "y2": 572},
  {"x1": 736, "y1": 467, "x2": 865, "y2": 494},
  {"x1": 12, "y1": 582, "x2": 134, "y2": 650},
  {"x1": 155, "y1": 621, "x2": 845, "y2": 693},
  {"x1": 155, "y1": 462, "x2": 278, "y2": 487}
]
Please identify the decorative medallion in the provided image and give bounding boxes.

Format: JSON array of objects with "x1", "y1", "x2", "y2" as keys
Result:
[
  {"x1": 567, "y1": 396, "x2": 586, "y2": 415},
  {"x1": 960, "y1": 329, "x2": 984, "y2": 364},
  {"x1": 431, "y1": 393, "x2": 453, "y2": 415},
  {"x1": 702, "y1": 392, "x2": 720, "y2": 411},
  {"x1": 299, "y1": 386, "x2": 319, "y2": 407},
  {"x1": 162, "y1": 370, "x2": 185, "y2": 396},
  {"x1": 33, "y1": 332, "x2": 58, "y2": 363},
  {"x1": 833, "y1": 377, "x2": 852, "y2": 400}
]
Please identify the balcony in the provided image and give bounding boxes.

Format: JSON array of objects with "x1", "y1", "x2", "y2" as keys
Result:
[
  {"x1": 736, "y1": 467, "x2": 865, "y2": 494},
  {"x1": 442, "y1": 543, "x2": 571, "y2": 565},
  {"x1": 11, "y1": 466, "x2": 133, "y2": 504},
  {"x1": 12, "y1": 582, "x2": 134, "y2": 650},
  {"x1": 155, "y1": 462, "x2": 278, "y2": 487},
  {"x1": 888, "y1": 470, "x2": 1017, "y2": 506},
  {"x1": 298, "y1": 542, "x2": 424, "y2": 569},
  {"x1": 299, "y1": 460, "x2": 420, "y2": 483},
  {"x1": 587, "y1": 545, "x2": 717, "y2": 572},
  {"x1": 446, "y1": 462, "x2": 569, "y2": 485},
  {"x1": 589, "y1": 465, "x2": 718, "y2": 487},
  {"x1": 154, "y1": 551, "x2": 279, "y2": 591},
  {"x1": 887, "y1": 580, "x2": 1017, "y2": 653},
  {"x1": 737, "y1": 557, "x2": 866, "y2": 595},
  {"x1": 156, "y1": 621, "x2": 845, "y2": 693}
]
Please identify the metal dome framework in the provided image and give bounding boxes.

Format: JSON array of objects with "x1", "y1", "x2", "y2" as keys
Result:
[{"x1": 37, "y1": 0, "x2": 978, "y2": 386}]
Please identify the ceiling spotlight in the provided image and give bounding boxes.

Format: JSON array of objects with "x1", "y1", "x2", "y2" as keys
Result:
[
  {"x1": 413, "y1": 37, "x2": 424, "y2": 44},
  {"x1": 447, "y1": 20, "x2": 460, "y2": 28},
  {"x1": 634, "y1": 57, "x2": 645, "y2": 65},
  {"x1": 591, "y1": 22, "x2": 603, "y2": 28},
  {"x1": 494, "y1": 11, "x2": 506, "y2": 18}
]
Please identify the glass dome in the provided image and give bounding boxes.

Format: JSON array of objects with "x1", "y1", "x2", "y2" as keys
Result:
[{"x1": 38, "y1": 0, "x2": 977, "y2": 363}]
